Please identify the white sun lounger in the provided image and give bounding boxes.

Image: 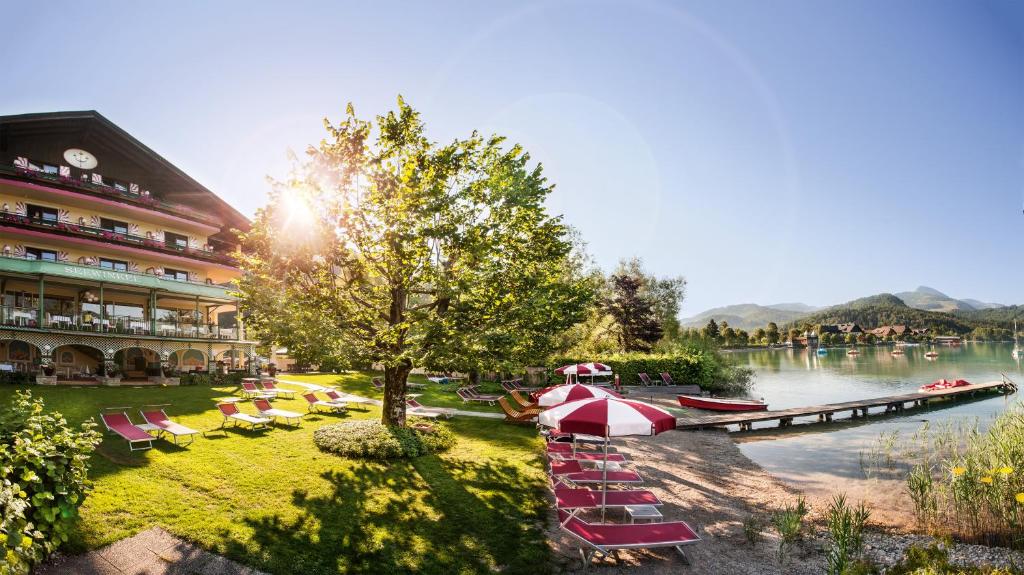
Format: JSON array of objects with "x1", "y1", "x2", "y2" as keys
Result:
[
  {"x1": 217, "y1": 402, "x2": 272, "y2": 430},
  {"x1": 253, "y1": 399, "x2": 304, "y2": 427}
]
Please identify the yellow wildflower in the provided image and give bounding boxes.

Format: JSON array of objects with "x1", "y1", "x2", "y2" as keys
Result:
[
  {"x1": 1016, "y1": 493, "x2": 1024, "y2": 504},
  {"x1": 981, "y1": 476, "x2": 994, "y2": 485},
  {"x1": 999, "y1": 466, "x2": 1014, "y2": 475},
  {"x1": 952, "y1": 466, "x2": 966, "y2": 476}
]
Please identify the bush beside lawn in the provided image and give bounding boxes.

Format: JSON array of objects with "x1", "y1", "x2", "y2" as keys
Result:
[{"x1": 0, "y1": 374, "x2": 551, "y2": 575}]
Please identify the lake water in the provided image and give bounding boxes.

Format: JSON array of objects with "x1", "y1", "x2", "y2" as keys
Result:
[{"x1": 727, "y1": 343, "x2": 1023, "y2": 521}]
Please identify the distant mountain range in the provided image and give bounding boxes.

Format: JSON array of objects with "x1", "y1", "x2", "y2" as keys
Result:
[{"x1": 683, "y1": 287, "x2": 1011, "y2": 331}]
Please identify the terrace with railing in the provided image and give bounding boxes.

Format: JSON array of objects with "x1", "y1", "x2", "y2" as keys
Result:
[
  {"x1": 0, "y1": 305, "x2": 243, "y2": 340},
  {"x1": 1, "y1": 160, "x2": 224, "y2": 227},
  {"x1": 0, "y1": 211, "x2": 236, "y2": 266}
]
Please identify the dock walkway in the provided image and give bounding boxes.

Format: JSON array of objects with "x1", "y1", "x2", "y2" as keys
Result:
[{"x1": 677, "y1": 380, "x2": 1016, "y2": 431}]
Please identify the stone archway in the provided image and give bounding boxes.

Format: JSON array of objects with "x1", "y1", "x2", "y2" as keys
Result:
[
  {"x1": 114, "y1": 347, "x2": 161, "y2": 380},
  {"x1": 0, "y1": 339, "x2": 41, "y2": 373},
  {"x1": 167, "y1": 348, "x2": 207, "y2": 373},
  {"x1": 51, "y1": 344, "x2": 104, "y2": 380}
]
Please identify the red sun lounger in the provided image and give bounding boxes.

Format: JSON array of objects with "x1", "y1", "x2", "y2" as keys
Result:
[
  {"x1": 557, "y1": 510, "x2": 701, "y2": 567},
  {"x1": 259, "y1": 380, "x2": 295, "y2": 399},
  {"x1": 100, "y1": 411, "x2": 154, "y2": 451},
  {"x1": 550, "y1": 452, "x2": 628, "y2": 463},
  {"x1": 253, "y1": 399, "x2": 304, "y2": 427},
  {"x1": 217, "y1": 402, "x2": 272, "y2": 430},
  {"x1": 406, "y1": 398, "x2": 455, "y2": 419},
  {"x1": 139, "y1": 408, "x2": 200, "y2": 446},
  {"x1": 240, "y1": 382, "x2": 274, "y2": 400},
  {"x1": 550, "y1": 460, "x2": 643, "y2": 485},
  {"x1": 303, "y1": 392, "x2": 347, "y2": 413},
  {"x1": 554, "y1": 488, "x2": 662, "y2": 510}
]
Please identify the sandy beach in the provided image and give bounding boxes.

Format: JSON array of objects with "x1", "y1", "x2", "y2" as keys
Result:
[{"x1": 548, "y1": 429, "x2": 829, "y2": 574}]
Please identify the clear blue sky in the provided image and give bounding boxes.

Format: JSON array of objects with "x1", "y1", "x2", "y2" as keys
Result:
[{"x1": 3, "y1": 1, "x2": 1022, "y2": 315}]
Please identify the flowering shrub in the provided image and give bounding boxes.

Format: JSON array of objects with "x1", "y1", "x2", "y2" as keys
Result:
[
  {"x1": 0, "y1": 391, "x2": 101, "y2": 574},
  {"x1": 313, "y1": 419, "x2": 455, "y2": 460}
]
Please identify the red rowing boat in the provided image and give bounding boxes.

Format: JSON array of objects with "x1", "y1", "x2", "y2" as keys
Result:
[{"x1": 677, "y1": 395, "x2": 768, "y2": 412}]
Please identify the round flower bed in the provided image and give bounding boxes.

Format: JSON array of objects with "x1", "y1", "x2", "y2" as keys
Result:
[{"x1": 313, "y1": 419, "x2": 456, "y2": 460}]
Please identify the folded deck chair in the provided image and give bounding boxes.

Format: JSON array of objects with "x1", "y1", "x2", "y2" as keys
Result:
[
  {"x1": 637, "y1": 373, "x2": 657, "y2": 386},
  {"x1": 100, "y1": 410, "x2": 154, "y2": 451},
  {"x1": 498, "y1": 397, "x2": 542, "y2": 424},
  {"x1": 139, "y1": 407, "x2": 199, "y2": 446},
  {"x1": 303, "y1": 392, "x2": 347, "y2": 413},
  {"x1": 659, "y1": 372, "x2": 676, "y2": 386},
  {"x1": 406, "y1": 398, "x2": 455, "y2": 419},
  {"x1": 260, "y1": 380, "x2": 295, "y2": 399},
  {"x1": 456, "y1": 388, "x2": 498, "y2": 405},
  {"x1": 217, "y1": 402, "x2": 271, "y2": 430},
  {"x1": 557, "y1": 510, "x2": 700, "y2": 567},
  {"x1": 554, "y1": 488, "x2": 662, "y2": 510},
  {"x1": 240, "y1": 382, "x2": 275, "y2": 400},
  {"x1": 253, "y1": 399, "x2": 303, "y2": 427}
]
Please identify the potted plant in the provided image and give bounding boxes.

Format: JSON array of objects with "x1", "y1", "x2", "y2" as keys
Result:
[{"x1": 35, "y1": 363, "x2": 57, "y2": 386}]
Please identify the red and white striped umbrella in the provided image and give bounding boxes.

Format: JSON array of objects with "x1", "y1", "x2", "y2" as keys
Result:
[
  {"x1": 538, "y1": 397, "x2": 676, "y2": 437},
  {"x1": 536, "y1": 384, "x2": 623, "y2": 407},
  {"x1": 554, "y1": 362, "x2": 612, "y2": 375}
]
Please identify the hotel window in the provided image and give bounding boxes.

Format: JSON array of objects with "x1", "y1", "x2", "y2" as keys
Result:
[
  {"x1": 163, "y1": 267, "x2": 190, "y2": 282},
  {"x1": 100, "y1": 218, "x2": 129, "y2": 235},
  {"x1": 27, "y1": 205, "x2": 58, "y2": 223},
  {"x1": 164, "y1": 231, "x2": 188, "y2": 250},
  {"x1": 99, "y1": 258, "x2": 129, "y2": 272},
  {"x1": 24, "y1": 247, "x2": 57, "y2": 261}
]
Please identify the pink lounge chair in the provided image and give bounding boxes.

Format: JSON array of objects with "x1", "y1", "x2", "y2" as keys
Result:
[
  {"x1": 457, "y1": 387, "x2": 501, "y2": 405},
  {"x1": 406, "y1": 398, "x2": 455, "y2": 419},
  {"x1": 139, "y1": 408, "x2": 199, "y2": 446},
  {"x1": 302, "y1": 392, "x2": 347, "y2": 413},
  {"x1": 637, "y1": 373, "x2": 657, "y2": 386},
  {"x1": 372, "y1": 377, "x2": 385, "y2": 390},
  {"x1": 547, "y1": 442, "x2": 575, "y2": 453},
  {"x1": 550, "y1": 460, "x2": 643, "y2": 485},
  {"x1": 659, "y1": 373, "x2": 676, "y2": 386},
  {"x1": 557, "y1": 510, "x2": 700, "y2": 567},
  {"x1": 100, "y1": 411, "x2": 154, "y2": 451},
  {"x1": 260, "y1": 380, "x2": 295, "y2": 399},
  {"x1": 550, "y1": 452, "x2": 628, "y2": 463},
  {"x1": 217, "y1": 402, "x2": 271, "y2": 430},
  {"x1": 253, "y1": 399, "x2": 304, "y2": 426},
  {"x1": 325, "y1": 390, "x2": 374, "y2": 410},
  {"x1": 240, "y1": 382, "x2": 274, "y2": 400},
  {"x1": 554, "y1": 488, "x2": 662, "y2": 510}
]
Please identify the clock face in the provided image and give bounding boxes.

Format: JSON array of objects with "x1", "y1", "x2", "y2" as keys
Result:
[{"x1": 63, "y1": 148, "x2": 98, "y2": 170}]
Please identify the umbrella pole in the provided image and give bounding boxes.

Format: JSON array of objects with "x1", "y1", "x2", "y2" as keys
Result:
[{"x1": 601, "y1": 425, "x2": 609, "y2": 522}]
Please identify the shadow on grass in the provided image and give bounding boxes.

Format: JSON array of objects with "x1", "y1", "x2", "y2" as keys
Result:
[{"x1": 219, "y1": 455, "x2": 551, "y2": 575}]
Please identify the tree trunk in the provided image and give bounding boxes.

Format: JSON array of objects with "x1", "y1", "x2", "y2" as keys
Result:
[
  {"x1": 469, "y1": 369, "x2": 479, "y2": 385},
  {"x1": 381, "y1": 361, "x2": 412, "y2": 427}
]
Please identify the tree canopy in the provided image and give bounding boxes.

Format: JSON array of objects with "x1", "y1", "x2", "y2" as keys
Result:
[{"x1": 236, "y1": 98, "x2": 593, "y2": 425}]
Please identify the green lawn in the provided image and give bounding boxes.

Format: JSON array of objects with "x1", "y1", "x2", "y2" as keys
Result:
[
  {"x1": 275, "y1": 372, "x2": 507, "y2": 413},
  {"x1": 0, "y1": 374, "x2": 551, "y2": 575}
]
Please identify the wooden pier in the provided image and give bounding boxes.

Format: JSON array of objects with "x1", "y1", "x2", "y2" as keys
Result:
[{"x1": 676, "y1": 380, "x2": 1017, "y2": 431}]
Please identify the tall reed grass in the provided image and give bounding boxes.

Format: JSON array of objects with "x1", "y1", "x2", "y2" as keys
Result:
[{"x1": 864, "y1": 405, "x2": 1024, "y2": 547}]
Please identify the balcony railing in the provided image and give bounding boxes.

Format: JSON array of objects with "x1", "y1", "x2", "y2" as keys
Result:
[
  {"x1": 0, "y1": 162, "x2": 224, "y2": 227},
  {"x1": 0, "y1": 212, "x2": 237, "y2": 266},
  {"x1": 0, "y1": 305, "x2": 244, "y2": 340}
]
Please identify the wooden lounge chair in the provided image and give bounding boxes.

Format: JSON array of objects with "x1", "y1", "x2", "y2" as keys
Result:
[
  {"x1": 139, "y1": 407, "x2": 199, "y2": 446},
  {"x1": 240, "y1": 382, "x2": 275, "y2": 400},
  {"x1": 406, "y1": 398, "x2": 455, "y2": 419},
  {"x1": 637, "y1": 373, "x2": 657, "y2": 386},
  {"x1": 557, "y1": 510, "x2": 700, "y2": 567},
  {"x1": 554, "y1": 488, "x2": 662, "y2": 511},
  {"x1": 253, "y1": 399, "x2": 304, "y2": 427},
  {"x1": 260, "y1": 380, "x2": 295, "y2": 399},
  {"x1": 498, "y1": 397, "x2": 542, "y2": 424},
  {"x1": 510, "y1": 390, "x2": 538, "y2": 409},
  {"x1": 100, "y1": 410, "x2": 154, "y2": 451},
  {"x1": 303, "y1": 392, "x2": 348, "y2": 413},
  {"x1": 217, "y1": 402, "x2": 271, "y2": 430},
  {"x1": 457, "y1": 388, "x2": 499, "y2": 405}
]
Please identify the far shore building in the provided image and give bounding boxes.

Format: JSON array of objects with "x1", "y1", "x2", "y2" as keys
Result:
[{"x1": 0, "y1": 111, "x2": 257, "y2": 382}]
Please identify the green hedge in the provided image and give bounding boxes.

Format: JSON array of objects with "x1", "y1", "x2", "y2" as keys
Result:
[
  {"x1": 0, "y1": 391, "x2": 101, "y2": 574},
  {"x1": 313, "y1": 419, "x2": 456, "y2": 460},
  {"x1": 0, "y1": 372, "x2": 33, "y2": 386},
  {"x1": 179, "y1": 371, "x2": 248, "y2": 387},
  {"x1": 549, "y1": 351, "x2": 752, "y2": 394}
]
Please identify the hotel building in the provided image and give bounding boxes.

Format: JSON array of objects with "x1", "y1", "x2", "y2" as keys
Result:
[{"x1": 0, "y1": 111, "x2": 256, "y2": 382}]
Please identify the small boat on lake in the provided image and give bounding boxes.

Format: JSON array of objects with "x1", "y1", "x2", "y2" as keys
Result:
[
  {"x1": 891, "y1": 348, "x2": 904, "y2": 356},
  {"x1": 677, "y1": 395, "x2": 768, "y2": 412},
  {"x1": 847, "y1": 349, "x2": 860, "y2": 356},
  {"x1": 920, "y1": 378, "x2": 969, "y2": 392},
  {"x1": 924, "y1": 351, "x2": 939, "y2": 359}
]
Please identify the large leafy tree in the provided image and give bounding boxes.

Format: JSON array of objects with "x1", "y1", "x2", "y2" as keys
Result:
[
  {"x1": 236, "y1": 98, "x2": 592, "y2": 426},
  {"x1": 604, "y1": 274, "x2": 663, "y2": 351}
]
